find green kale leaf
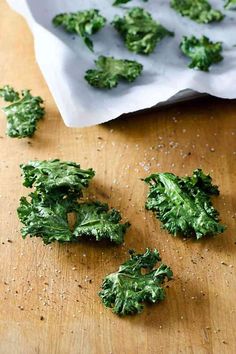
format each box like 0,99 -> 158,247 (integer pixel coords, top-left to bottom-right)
99,248 -> 173,315
73,202 -> 130,244
225,0 -> 236,9
2,90 -> 44,138
144,169 -> 226,239
171,0 -> 224,23
20,159 -> 95,196
17,192 -> 75,244
112,7 -> 174,55
52,9 -> 106,51
85,56 -> 143,89
180,36 -> 223,71
0,85 -> 20,102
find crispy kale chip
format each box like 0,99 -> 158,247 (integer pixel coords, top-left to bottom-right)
144,169 -> 226,239
85,56 -> 143,89
20,159 -> 95,195
180,36 -> 223,71
0,85 -> 20,102
99,248 -> 173,316
74,202 -> 130,244
18,160 -> 129,245
52,9 -> 106,51
112,7 -> 174,55
18,192 -> 74,244
225,0 -> 236,8
171,0 -> 224,23
18,197 -> 129,245
1,90 -> 44,138
113,0 -> 148,5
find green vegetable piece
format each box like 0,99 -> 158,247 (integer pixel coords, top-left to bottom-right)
85,56 -> 143,89
113,0 -> 148,6
112,7 -> 174,55
17,192 -> 74,244
225,0 -> 236,9
144,169 -> 226,239
52,9 -> 106,51
20,159 -> 95,195
2,90 -> 44,138
99,248 -> 173,316
0,85 -> 20,102
171,0 -> 224,23
73,202 -> 130,244
180,35 -> 223,71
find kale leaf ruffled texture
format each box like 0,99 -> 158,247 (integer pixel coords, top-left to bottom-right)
99,248 -> 173,316
180,36 -> 223,71
112,7 -> 174,55
85,56 -> 143,89
0,89 -> 44,138
171,0 -> 224,23
18,160 -> 130,244
0,85 -> 20,102
52,9 -> 106,51
144,169 -> 226,239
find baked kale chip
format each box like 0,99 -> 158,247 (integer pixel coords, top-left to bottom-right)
180,36 -> 223,71
99,248 -> 173,316
225,0 -> 236,8
112,7 -> 174,55
0,85 -> 20,102
18,160 -> 130,245
171,0 -> 224,23
20,159 -> 95,195
85,56 -> 143,89
144,169 -> 226,239
52,9 -> 106,51
18,192 -> 75,244
74,202 -> 130,244
1,90 -> 44,138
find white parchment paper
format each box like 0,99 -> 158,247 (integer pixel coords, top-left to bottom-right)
6,0 -> 236,127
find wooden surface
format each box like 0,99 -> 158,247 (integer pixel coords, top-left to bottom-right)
0,1 -> 236,353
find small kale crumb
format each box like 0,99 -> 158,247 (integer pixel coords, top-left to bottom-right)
180,36 -> 223,71
52,10 -> 106,51
112,7 -> 174,55
171,0 -> 224,24
113,0 -> 148,6
85,56 -> 143,89
144,169 -> 226,239
99,248 -> 173,316
1,88 -> 45,138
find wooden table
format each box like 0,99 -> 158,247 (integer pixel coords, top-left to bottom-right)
0,1 -> 236,353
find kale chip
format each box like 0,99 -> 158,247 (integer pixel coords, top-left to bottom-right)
74,202 -> 130,244
144,169 -> 226,239
85,56 -> 143,89
180,35 -> 223,71
112,7 -> 174,54
99,248 -> 173,315
52,9 -> 106,51
171,0 -> 224,24
20,159 -> 95,196
1,90 -> 44,138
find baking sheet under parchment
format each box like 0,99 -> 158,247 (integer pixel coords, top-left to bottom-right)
6,0 -> 236,127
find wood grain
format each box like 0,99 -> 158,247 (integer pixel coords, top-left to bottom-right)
0,1 -> 236,353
